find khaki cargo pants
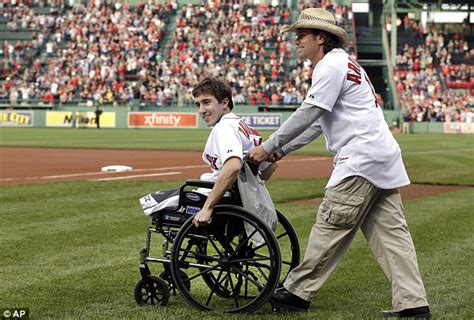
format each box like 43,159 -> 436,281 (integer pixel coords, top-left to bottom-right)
284,176 -> 428,311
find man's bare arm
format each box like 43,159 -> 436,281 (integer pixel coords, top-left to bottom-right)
193,157 -> 241,227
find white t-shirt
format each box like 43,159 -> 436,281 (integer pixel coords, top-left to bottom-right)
304,49 -> 410,189
202,112 -> 269,181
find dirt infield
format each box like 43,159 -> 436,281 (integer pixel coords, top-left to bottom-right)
0,147 -> 466,200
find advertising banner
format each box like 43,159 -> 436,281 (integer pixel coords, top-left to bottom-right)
237,113 -> 282,129
0,110 -> 33,127
46,111 -> 115,128
128,112 -> 198,128
75,112 -> 116,128
444,122 -> 474,134
46,111 -> 75,127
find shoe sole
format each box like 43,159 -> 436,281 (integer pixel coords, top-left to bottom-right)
270,299 -> 309,312
382,311 -> 431,319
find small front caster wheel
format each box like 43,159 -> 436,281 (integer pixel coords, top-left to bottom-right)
134,276 -> 169,306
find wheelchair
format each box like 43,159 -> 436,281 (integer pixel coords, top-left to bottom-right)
134,178 -> 300,313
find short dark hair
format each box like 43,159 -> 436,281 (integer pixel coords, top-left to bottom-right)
311,30 -> 344,54
192,77 -> 234,110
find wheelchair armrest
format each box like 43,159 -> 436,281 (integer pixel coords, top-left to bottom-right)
181,179 -> 216,191
179,179 -> 241,206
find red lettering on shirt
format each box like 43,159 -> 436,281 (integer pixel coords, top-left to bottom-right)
346,56 -> 379,108
205,154 -> 218,170
347,73 -> 361,85
347,59 -> 361,85
238,120 -> 262,144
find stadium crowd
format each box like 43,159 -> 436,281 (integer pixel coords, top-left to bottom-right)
1,1 -> 353,107
393,16 -> 473,123
0,0 -> 472,124
1,1 -> 176,105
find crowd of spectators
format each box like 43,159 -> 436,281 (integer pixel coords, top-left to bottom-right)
1,1 -> 176,105
1,0 -> 471,124
0,1 -> 353,107
395,68 -> 472,123
163,2 -> 294,106
1,4 -> 57,30
393,16 -> 473,123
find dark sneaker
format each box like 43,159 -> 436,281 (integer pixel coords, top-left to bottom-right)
270,286 -> 310,312
381,306 -> 431,319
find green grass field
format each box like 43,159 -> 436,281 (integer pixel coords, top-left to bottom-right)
1,128 -> 473,319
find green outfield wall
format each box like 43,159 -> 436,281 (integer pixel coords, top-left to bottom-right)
1,106 -> 471,134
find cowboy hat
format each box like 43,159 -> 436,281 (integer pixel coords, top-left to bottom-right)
280,8 -> 350,45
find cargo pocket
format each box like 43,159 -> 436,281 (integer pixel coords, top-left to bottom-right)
320,190 -> 365,228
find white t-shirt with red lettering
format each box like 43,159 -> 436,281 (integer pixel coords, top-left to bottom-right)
202,112 -> 269,181
304,48 -> 410,189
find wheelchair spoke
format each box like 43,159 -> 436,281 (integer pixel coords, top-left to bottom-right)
178,240 -> 194,262
206,268 -> 225,306
226,271 -> 240,308
230,267 -> 264,290
203,229 -> 224,257
252,252 -> 272,260
255,265 -> 269,282
186,264 -> 221,282
227,228 -> 258,260
282,260 -> 292,266
228,256 -> 271,264
252,237 -> 271,251
276,231 -> 289,240
177,247 -> 220,263
252,237 -> 275,253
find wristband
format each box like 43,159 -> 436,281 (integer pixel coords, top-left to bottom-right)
279,148 -> 286,156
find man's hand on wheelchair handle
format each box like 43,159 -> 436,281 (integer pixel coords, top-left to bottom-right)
248,145 -> 271,164
193,207 -> 213,228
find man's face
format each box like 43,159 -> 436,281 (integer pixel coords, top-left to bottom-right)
195,94 -> 229,127
295,28 -> 324,64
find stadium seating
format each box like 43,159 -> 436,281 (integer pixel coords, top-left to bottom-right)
393,16 -> 473,123
0,1 -> 471,123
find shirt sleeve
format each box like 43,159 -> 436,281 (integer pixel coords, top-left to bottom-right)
281,119 -> 323,154
262,104 -> 324,154
304,63 -> 345,112
214,122 -> 244,166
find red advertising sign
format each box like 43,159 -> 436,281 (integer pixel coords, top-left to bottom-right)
128,112 -> 198,128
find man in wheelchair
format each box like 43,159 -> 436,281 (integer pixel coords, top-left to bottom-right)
139,77 -> 278,231
191,77 -> 277,230
135,79 -> 301,313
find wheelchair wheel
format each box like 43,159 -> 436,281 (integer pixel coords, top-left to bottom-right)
170,205 -> 281,313
197,209 -> 300,295
134,276 -> 169,306
274,209 -> 300,283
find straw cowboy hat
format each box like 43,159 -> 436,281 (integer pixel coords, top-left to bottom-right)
280,8 -> 350,45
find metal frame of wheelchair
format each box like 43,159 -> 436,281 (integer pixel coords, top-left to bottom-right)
134,179 -> 300,313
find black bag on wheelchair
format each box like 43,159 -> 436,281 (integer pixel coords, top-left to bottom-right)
139,180 -> 240,228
